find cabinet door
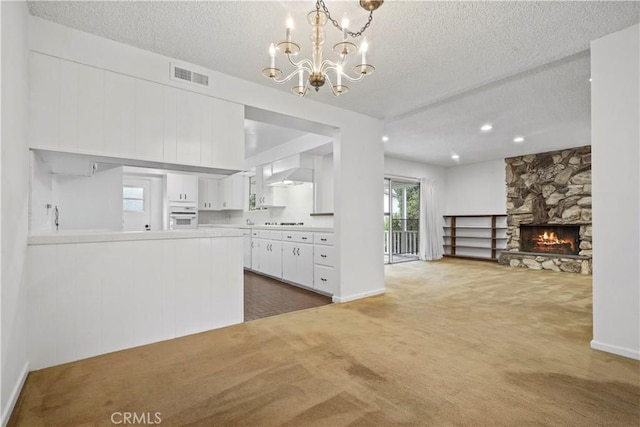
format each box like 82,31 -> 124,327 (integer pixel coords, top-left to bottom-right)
296,243 -> 314,288
198,178 -> 209,210
163,86 -> 178,163
269,240 -> 283,279
243,235 -> 252,269
78,64 -> 105,155
176,90 -> 202,165
251,239 -> 261,271
211,98 -> 245,170
135,79 -> 164,161
29,53 -> 59,150
166,173 -> 183,202
58,59 -> 79,152
104,71 -> 136,158
259,239 -> 270,275
182,175 -> 198,203
282,242 -> 297,283
200,96 -> 215,167
207,179 -> 220,210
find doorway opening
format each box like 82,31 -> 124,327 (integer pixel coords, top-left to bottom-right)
384,178 -> 420,264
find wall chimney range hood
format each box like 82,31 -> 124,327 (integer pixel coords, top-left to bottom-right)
264,154 -> 314,186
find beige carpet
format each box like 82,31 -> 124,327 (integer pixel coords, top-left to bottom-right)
9,258 -> 640,426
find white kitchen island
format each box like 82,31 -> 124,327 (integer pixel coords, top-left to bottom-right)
27,228 -> 243,370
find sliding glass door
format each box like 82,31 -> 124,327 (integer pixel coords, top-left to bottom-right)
384,178 -> 420,264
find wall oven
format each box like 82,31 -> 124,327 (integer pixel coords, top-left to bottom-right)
169,205 -> 198,229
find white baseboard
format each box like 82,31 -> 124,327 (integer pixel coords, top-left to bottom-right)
1,362 -> 29,427
333,288 -> 385,303
591,340 -> 640,360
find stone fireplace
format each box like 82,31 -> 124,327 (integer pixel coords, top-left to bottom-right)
498,146 -> 592,274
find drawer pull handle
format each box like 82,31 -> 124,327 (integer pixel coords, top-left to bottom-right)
321,278 -> 327,282
302,237 -> 307,240
321,238 -> 327,241
321,254 -> 327,258
287,235 -> 292,238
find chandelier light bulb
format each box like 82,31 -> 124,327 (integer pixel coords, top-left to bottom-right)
337,64 -> 343,86
341,14 -> 349,41
360,37 -> 368,65
269,43 -> 276,69
286,15 -> 294,42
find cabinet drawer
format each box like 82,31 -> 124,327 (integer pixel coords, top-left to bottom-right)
269,231 -> 283,241
314,233 -> 334,246
314,265 -> 337,295
283,231 -> 313,243
314,245 -> 335,267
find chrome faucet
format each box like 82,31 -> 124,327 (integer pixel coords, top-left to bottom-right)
246,218 -> 254,225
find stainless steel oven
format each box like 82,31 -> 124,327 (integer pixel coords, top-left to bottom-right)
169,205 -> 198,229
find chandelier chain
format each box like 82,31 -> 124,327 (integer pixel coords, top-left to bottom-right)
316,0 -> 374,38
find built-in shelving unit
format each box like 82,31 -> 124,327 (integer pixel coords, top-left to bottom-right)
443,214 -> 508,261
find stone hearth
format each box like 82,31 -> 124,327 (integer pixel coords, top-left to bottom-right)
498,146 -> 592,274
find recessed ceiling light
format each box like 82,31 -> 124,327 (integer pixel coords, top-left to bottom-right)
589,77 -> 592,82
513,136 -> 525,143
480,124 -> 493,132
382,135 -> 389,142
451,153 -> 460,160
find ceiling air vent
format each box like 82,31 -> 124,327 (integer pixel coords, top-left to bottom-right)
170,63 -> 209,87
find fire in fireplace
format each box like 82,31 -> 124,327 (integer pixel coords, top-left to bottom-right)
520,225 -> 580,255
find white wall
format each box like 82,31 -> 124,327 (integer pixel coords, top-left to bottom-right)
27,234 -> 243,370
28,16 -> 383,300
591,24 -> 640,360
1,0 -> 30,423
444,159 -> 506,215
53,166 -> 123,231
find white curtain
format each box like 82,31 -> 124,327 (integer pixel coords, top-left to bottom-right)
419,178 -> 444,261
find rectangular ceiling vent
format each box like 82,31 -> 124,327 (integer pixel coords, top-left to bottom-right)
170,63 -> 209,87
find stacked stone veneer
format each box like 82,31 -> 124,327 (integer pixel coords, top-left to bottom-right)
498,146 -> 592,274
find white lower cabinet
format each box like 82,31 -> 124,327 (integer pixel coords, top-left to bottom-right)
282,241 -> 314,288
255,231 -> 283,278
314,233 -> 337,296
242,230 -> 251,269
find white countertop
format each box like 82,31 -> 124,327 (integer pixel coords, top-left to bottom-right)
198,224 -> 334,233
28,228 -> 243,245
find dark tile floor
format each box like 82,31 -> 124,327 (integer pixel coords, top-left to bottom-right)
244,271 -> 332,321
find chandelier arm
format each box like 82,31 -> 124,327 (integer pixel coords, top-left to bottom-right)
286,53 -> 312,69
325,74 -> 339,97
317,0 -> 376,38
338,71 -> 367,83
272,67 -> 310,84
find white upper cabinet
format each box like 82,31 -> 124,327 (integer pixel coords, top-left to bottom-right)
198,178 -> 220,211
163,86 -> 178,163
104,71 -> 136,158
29,53 -> 59,150
255,166 -> 286,208
28,52 -> 244,171
167,173 -> 198,203
58,59 -> 79,152
220,173 -> 244,210
211,98 -> 245,171
135,79 -> 165,161
78,64 -> 105,155
176,89 -> 202,165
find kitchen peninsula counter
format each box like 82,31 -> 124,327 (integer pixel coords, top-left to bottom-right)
198,224 -> 334,233
28,228 -> 242,245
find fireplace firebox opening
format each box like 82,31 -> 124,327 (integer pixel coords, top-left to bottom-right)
519,225 -> 580,256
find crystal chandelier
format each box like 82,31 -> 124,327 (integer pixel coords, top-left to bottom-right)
261,0 -> 384,97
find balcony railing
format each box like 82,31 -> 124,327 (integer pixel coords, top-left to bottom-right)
384,230 -> 419,255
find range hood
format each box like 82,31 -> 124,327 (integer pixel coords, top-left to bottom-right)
264,154 -> 315,186
265,168 -> 314,186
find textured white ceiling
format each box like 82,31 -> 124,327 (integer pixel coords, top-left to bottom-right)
27,1 -> 640,166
